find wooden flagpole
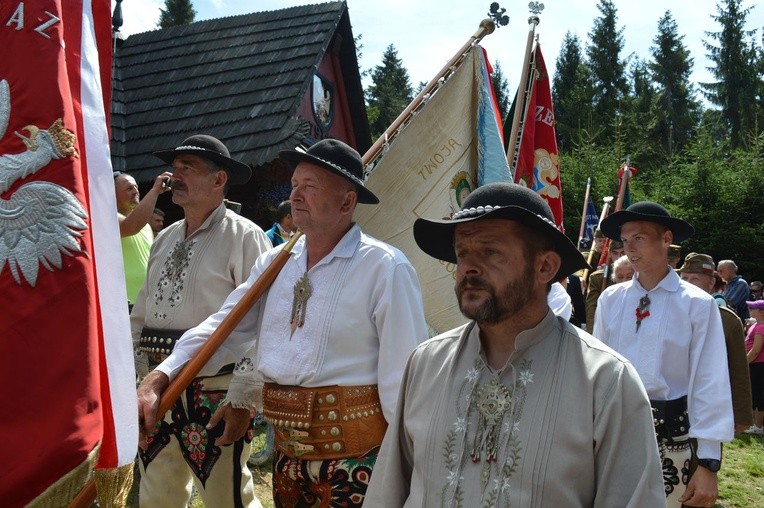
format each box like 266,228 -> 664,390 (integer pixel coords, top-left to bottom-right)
595,157 -> 632,269
363,18 -> 496,166
596,160 -> 632,291
582,196 -> 613,284
505,6 -> 543,170
69,232 -> 303,508
577,177 -> 592,250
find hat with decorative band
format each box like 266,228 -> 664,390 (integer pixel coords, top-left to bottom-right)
153,134 -> 252,185
413,182 -> 589,281
279,138 -> 378,204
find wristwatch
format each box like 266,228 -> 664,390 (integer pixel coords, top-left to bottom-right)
697,458 -> 722,472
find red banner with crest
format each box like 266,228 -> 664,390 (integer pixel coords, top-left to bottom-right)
512,44 -> 565,229
0,1 -> 136,505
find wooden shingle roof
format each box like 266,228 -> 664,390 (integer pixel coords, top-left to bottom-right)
111,1 -> 370,181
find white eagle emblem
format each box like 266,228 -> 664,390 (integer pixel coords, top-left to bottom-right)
0,78 -> 88,286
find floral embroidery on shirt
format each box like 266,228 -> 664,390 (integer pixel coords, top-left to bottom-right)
440,358 -> 534,507
153,239 -> 196,315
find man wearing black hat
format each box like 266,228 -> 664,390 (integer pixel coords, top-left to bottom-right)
133,135 -> 271,508
140,138 -> 427,506
594,201 -> 733,508
365,183 -> 663,506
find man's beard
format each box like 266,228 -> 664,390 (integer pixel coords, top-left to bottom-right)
456,266 -> 535,324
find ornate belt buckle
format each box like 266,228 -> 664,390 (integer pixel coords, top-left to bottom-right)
287,441 -> 315,457
287,429 -> 309,441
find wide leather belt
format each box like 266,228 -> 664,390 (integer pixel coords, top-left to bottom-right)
263,383 -> 387,460
651,396 -> 689,443
139,327 -> 186,356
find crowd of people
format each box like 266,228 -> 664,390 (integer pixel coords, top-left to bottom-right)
116,134 -> 761,507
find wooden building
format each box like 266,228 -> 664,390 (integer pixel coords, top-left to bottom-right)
111,1 -> 371,228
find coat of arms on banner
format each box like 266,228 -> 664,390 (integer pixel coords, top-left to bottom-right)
0,78 -> 88,286
450,171 -> 476,211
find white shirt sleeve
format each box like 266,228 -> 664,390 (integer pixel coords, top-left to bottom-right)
548,281 -> 572,321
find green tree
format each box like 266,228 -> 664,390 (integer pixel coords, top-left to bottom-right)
619,58 -> 659,183
553,32 -> 594,150
490,60 -> 510,123
366,44 -> 414,139
586,0 -> 629,140
158,0 -> 196,29
649,11 -> 701,156
701,0 -> 759,148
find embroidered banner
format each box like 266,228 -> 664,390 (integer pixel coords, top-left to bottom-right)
578,194 -> 600,251
0,1 -> 137,505
510,44 -> 565,229
356,46 -> 510,334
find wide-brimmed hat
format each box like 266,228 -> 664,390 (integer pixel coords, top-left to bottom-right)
678,252 -> 715,276
600,201 -> 694,242
413,182 -> 589,281
279,138 -> 378,204
153,134 -> 252,185
746,300 -> 764,311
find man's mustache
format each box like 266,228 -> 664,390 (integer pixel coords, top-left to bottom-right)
456,276 -> 491,293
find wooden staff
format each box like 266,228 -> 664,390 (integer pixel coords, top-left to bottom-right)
363,18 -> 496,166
577,177 -> 592,250
596,160 -> 632,268
505,13 -> 541,170
69,232 -> 303,508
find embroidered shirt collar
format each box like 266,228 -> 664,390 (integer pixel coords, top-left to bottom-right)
184,202 -> 227,240
291,223 -> 361,270
513,309 -> 559,351
471,309 -> 558,364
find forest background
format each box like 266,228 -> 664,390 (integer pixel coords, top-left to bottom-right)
151,0 -> 764,281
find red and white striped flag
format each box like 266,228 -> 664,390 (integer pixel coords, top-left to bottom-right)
0,1 -> 137,505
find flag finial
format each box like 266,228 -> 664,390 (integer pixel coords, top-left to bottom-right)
487,3 -> 509,28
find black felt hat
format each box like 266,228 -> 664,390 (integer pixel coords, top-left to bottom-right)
153,135 -> 252,185
600,201 -> 694,242
413,182 -> 589,281
279,139 -> 379,204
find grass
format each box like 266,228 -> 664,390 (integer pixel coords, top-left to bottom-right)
716,433 -> 764,507
188,431 -> 763,507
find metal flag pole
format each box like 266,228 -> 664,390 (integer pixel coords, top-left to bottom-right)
363,17 -> 500,167
505,2 -> 544,170
577,177 -> 592,250
582,195 -> 613,284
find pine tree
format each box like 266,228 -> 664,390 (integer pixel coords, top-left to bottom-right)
552,32 -> 594,150
701,0 -> 758,147
158,0 -> 196,29
365,44 -> 414,139
649,11 -> 700,156
490,60 -> 510,123
586,0 -> 629,141
621,58 -> 656,166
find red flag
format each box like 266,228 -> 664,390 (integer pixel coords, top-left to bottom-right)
513,44 -> 565,229
0,1 -> 137,505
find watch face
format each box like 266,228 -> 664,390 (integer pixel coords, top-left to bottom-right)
698,458 -> 721,472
